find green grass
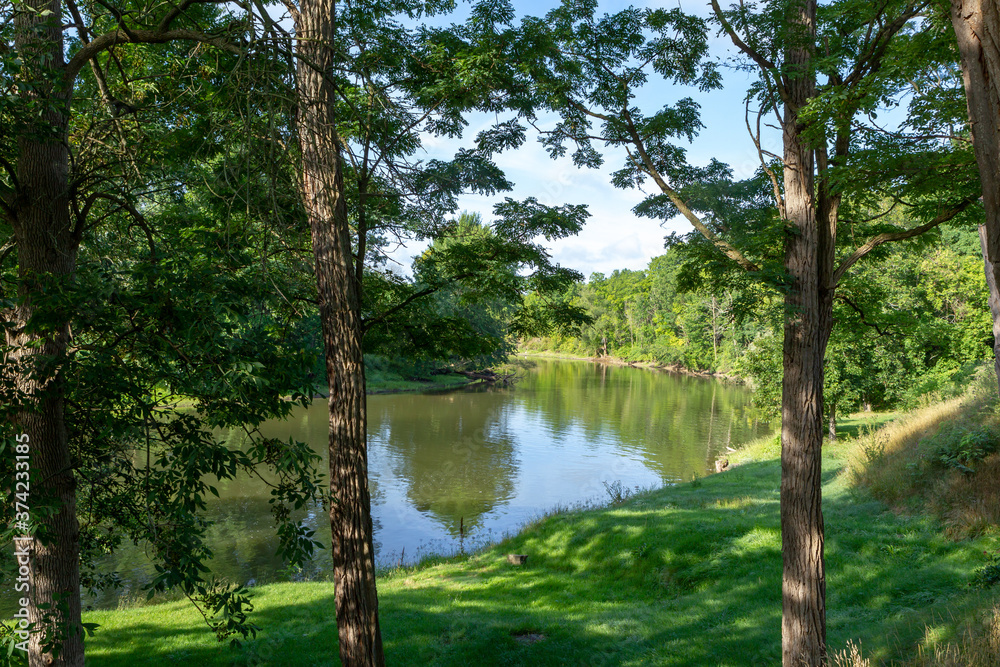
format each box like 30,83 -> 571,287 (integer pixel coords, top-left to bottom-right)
82,423 -> 997,666
364,371 -> 474,394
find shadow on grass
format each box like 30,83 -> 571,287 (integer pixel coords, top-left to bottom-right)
836,411 -> 897,440
86,458 -> 987,666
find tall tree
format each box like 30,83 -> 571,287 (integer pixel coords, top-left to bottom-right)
0,2 -> 319,664
246,1 -> 589,662
512,1 -> 978,663
949,0 -> 1000,393
288,0 -> 391,661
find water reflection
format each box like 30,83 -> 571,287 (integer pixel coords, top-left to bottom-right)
58,359 -> 769,611
371,389 -> 518,536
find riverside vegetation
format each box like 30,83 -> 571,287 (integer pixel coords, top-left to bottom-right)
70,367 -> 1000,666
6,0 -> 1000,663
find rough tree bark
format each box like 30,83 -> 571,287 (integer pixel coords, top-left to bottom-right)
8,1 -> 84,664
979,226 -> 1000,387
951,0 -> 1000,394
293,0 -> 385,663
771,0 -> 840,661
779,4 -> 830,663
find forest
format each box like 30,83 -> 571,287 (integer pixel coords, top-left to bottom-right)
524,223 -> 993,422
3,0 -> 1000,665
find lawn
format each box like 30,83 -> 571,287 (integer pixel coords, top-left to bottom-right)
82,421 -> 997,666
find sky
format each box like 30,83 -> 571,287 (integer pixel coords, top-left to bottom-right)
380,0 -> 775,279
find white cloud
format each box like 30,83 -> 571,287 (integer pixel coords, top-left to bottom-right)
387,0 -> 777,279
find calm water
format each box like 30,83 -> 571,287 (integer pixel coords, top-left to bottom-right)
83,358 -> 769,607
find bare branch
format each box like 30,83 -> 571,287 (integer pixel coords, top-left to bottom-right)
745,95 -> 785,218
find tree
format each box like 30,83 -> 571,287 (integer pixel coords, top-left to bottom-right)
0,1 -> 271,663
244,2 -> 590,662
949,0 -> 1000,394
512,1 -> 978,663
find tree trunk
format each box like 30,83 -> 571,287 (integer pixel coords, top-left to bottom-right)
951,0 -> 1000,395
979,226 -> 1000,388
294,1 -> 385,664
828,404 -> 837,442
9,1 -> 84,664
780,0 -> 828,664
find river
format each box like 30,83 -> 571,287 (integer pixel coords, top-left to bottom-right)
82,357 -> 769,608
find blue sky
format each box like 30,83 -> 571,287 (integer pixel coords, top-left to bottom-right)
384,0 -> 774,278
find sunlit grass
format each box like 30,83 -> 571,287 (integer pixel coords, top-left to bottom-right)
83,410 -> 996,665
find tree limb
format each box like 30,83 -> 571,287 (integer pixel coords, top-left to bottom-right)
65,27 -> 239,84
835,294 -> 891,336
619,108 -> 759,272
709,0 -> 786,104
830,197 -> 976,287
158,0 -> 230,32
745,95 -> 785,218
362,271 -> 476,332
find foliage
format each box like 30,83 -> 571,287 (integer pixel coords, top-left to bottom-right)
526,221 -> 994,420
931,426 -> 1000,474
0,20 -> 327,645
970,551 -> 1000,590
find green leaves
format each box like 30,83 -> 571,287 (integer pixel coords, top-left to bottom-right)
492,197 -> 588,242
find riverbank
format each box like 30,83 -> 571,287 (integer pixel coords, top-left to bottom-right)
518,348 -> 740,382
80,378 -> 1000,666
363,354 -> 480,394
364,372 -> 475,394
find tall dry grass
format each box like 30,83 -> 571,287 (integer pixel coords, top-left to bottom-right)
909,605 -> 1000,667
847,367 -> 1000,537
827,607 -> 1000,666
845,394 -> 967,507
828,640 -> 871,667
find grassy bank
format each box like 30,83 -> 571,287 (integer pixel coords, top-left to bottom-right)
364,354 -> 476,394
78,378 -> 1000,666
365,371 -> 474,394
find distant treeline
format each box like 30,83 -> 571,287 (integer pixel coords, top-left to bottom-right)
523,225 -> 993,417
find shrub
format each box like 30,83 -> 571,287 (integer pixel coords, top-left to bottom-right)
931,425 -> 1000,474
970,551 -> 1000,590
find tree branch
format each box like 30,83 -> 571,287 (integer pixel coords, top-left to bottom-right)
830,197 -> 975,287
619,108 -> 759,272
835,294 -> 891,336
745,95 -> 785,218
709,0 -> 786,104
362,272 -> 476,332
158,0 -> 230,32
65,27 -> 239,84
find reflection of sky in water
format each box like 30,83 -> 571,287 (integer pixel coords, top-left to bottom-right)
52,359 -> 770,611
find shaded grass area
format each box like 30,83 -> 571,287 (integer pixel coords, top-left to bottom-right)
365,371 -> 473,394
84,425 -> 995,666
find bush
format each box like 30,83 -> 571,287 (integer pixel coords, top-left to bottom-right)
931,425 -> 1000,474
970,551 -> 1000,589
